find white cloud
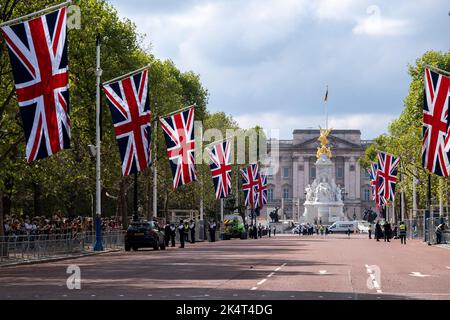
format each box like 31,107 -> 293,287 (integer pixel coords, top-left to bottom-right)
352,5 -> 410,36
235,112 -> 397,139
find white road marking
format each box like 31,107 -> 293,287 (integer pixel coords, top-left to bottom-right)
318,295 -> 323,298
147,294 -> 152,297
62,294 -> 67,297
409,272 -> 431,278
446,266 -> 450,269
233,294 -> 238,297
366,265 -> 383,293
250,287 -> 258,291
319,270 -> 327,275
119,294 -> 124,297
274,267 -> 281,272
204,294 -> 210,297
267,272 -> 275,278
91,295 -> 96,297
175,294 -> 180,297
257,279 -> 267,286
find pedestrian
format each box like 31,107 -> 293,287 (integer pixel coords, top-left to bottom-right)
178,220 -> 185,248
253,224 -> 257,239
436,223 -> 444,244
384,221 -> 391,242
273,226 -> 276,237
368,224 -> 372,239
346,227 -> 351,238
189,219 -> 195,243
164,223 -> 171,247
316,225 -> 319,235
170,223 -> 176,247
320,225 -> 324,236
210,220 -> 217,242
399,221 -> 407,245
268,226 -> 271,237
375,221 -> 382,242
258,223 -> 262,238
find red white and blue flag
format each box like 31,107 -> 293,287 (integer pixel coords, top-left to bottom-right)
422,68 -> 450,177
369,162 -> 378,201
103,69 -> 151,176
255,171 -> 268,209
377,151 -> 399,203
1,7 -> 70,162
159,106 -> 197,188
241,164 -> 259,209
207,140 -> 232,199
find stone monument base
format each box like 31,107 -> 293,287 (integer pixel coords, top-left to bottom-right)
303,203 -> 345,225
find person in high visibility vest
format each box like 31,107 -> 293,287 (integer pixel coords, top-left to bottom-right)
399,221 -> 407,245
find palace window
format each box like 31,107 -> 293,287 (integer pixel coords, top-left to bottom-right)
268,189 -> 274,202
283,188 -> 289,199
364,189 -> 371,201
336,167 -> 344,179
310,167 -> 316,179
283,167 -> 289,179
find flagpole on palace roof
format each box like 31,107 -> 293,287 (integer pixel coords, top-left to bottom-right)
325,85 -> 328,130
94,33 -> 103,251
0,1 -> 72,28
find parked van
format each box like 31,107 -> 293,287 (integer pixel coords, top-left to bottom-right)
327,220 -> 371,233
327,221 -> 358,233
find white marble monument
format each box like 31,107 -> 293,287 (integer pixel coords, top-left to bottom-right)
302,128 -> 345,224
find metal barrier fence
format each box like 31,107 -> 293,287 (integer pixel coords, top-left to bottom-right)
0,230 -> 125,265
402,217 -> 449,244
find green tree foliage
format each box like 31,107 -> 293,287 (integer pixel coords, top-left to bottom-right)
359,51 -> 450,216
0,0 -> 243,227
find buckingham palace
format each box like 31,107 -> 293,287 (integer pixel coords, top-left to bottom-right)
265,129 -> 374,221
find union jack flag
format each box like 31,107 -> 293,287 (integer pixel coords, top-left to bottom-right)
377,151 -> 399,203
369,162 -> 378,201
422,68 -> 450,177
207,140 -> 232,199
159,106 -> 197,188
1,7 -> 70,162
255,171 -> 268,209
241,164 -> 259,209
103,69 -> 151,176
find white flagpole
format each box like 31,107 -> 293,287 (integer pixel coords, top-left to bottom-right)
220,198 -> 224,222
0,1 -> 72,28
325,85 -> 328,130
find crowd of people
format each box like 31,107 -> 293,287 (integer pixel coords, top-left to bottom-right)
2,213 -> 123,237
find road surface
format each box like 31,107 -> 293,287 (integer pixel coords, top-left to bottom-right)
1,234 -> 449,300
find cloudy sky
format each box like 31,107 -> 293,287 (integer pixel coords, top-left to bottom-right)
109,0 -> 449,139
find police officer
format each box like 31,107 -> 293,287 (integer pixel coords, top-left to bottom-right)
189,219 -> 195,243
164,223 -> 171,247
170,223 -> 176,247
399,221 -> 407,244
178,220 -> 185,248
210,220 -> 217,242
368,224 -> 372,239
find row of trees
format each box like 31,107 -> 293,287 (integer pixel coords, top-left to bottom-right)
359,50 -> 450,219
0,0 -> 259,231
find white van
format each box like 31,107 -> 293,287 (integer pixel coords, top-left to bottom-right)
328,221 -> 358,233
328,220 -> 371,233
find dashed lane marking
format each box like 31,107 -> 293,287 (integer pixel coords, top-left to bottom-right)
319,270 -> 327,275
250,287 -> 258,291
409,272 -> 431,278
365,265 -> 382,294
267,272 -> 275,278
257,279 -> 267,286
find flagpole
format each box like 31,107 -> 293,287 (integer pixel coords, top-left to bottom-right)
133,171 -> 138,221
425,173 -> 431,242
160,104 -> 196,118
153,119 -> 158,220
220,198 -> 224,222
424,64 -> 450,76
94,33 -> 103,251
103,64 -> 151,86
325,85 -> 328,130
0,1 -> 72,28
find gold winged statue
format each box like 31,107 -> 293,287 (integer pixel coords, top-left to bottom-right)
317,127 -> 332,159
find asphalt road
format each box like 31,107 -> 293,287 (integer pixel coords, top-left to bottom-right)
1,234 -> 449,300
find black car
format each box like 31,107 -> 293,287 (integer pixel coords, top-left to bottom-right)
125,221 -> 166,251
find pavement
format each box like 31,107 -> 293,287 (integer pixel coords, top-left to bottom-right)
0,234 -> 449,300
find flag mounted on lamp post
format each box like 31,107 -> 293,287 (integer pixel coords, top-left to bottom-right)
377,151 -> 399,204
102,67 -> 151,176
422,67 -> 450,177
159,106 -> 197,189
1,5 -> 70,162
207,140 -> 232,199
